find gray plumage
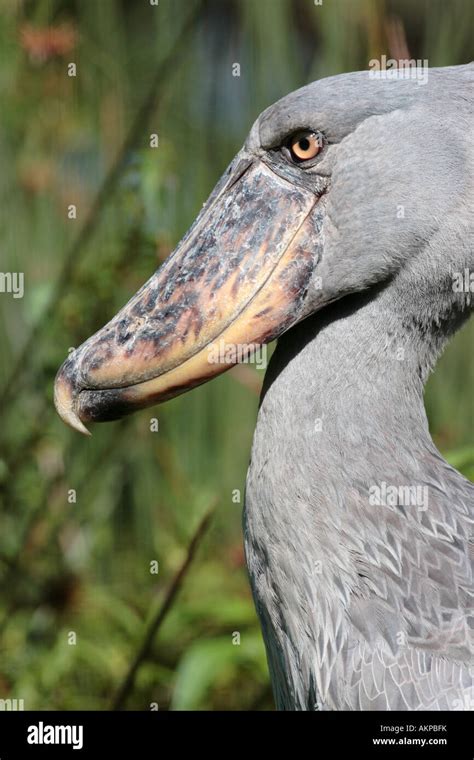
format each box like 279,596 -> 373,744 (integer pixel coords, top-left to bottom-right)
244,65 -> 474,710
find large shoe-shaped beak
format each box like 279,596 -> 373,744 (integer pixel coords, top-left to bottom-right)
54,153 -> 325,434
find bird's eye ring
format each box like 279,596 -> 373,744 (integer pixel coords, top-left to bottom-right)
288,130 -> 323,162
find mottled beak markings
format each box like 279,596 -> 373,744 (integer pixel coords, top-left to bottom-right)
54,155 -> 325,433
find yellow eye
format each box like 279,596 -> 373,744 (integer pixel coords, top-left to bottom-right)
289,131 -> 322,162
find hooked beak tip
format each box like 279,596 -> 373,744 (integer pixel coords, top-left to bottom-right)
54,374 -> 91,437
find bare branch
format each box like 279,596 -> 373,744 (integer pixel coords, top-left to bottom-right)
111,505 -> 215,711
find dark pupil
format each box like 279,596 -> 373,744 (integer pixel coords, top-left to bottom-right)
299,137 -> 310,151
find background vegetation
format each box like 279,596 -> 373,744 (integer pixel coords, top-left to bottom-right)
0,0 -> 472,711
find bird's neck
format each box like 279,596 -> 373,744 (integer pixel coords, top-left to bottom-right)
250,287 -> 442,493
245,281 -> 468,596
249,279 -> 470,489
244,280 -> 471,709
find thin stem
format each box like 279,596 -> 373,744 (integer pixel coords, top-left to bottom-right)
111,505 -> 215,711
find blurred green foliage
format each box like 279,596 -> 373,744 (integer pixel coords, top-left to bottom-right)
0,0 -> 472,710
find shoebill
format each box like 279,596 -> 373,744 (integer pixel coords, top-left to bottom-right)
54,64 -> 474,710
